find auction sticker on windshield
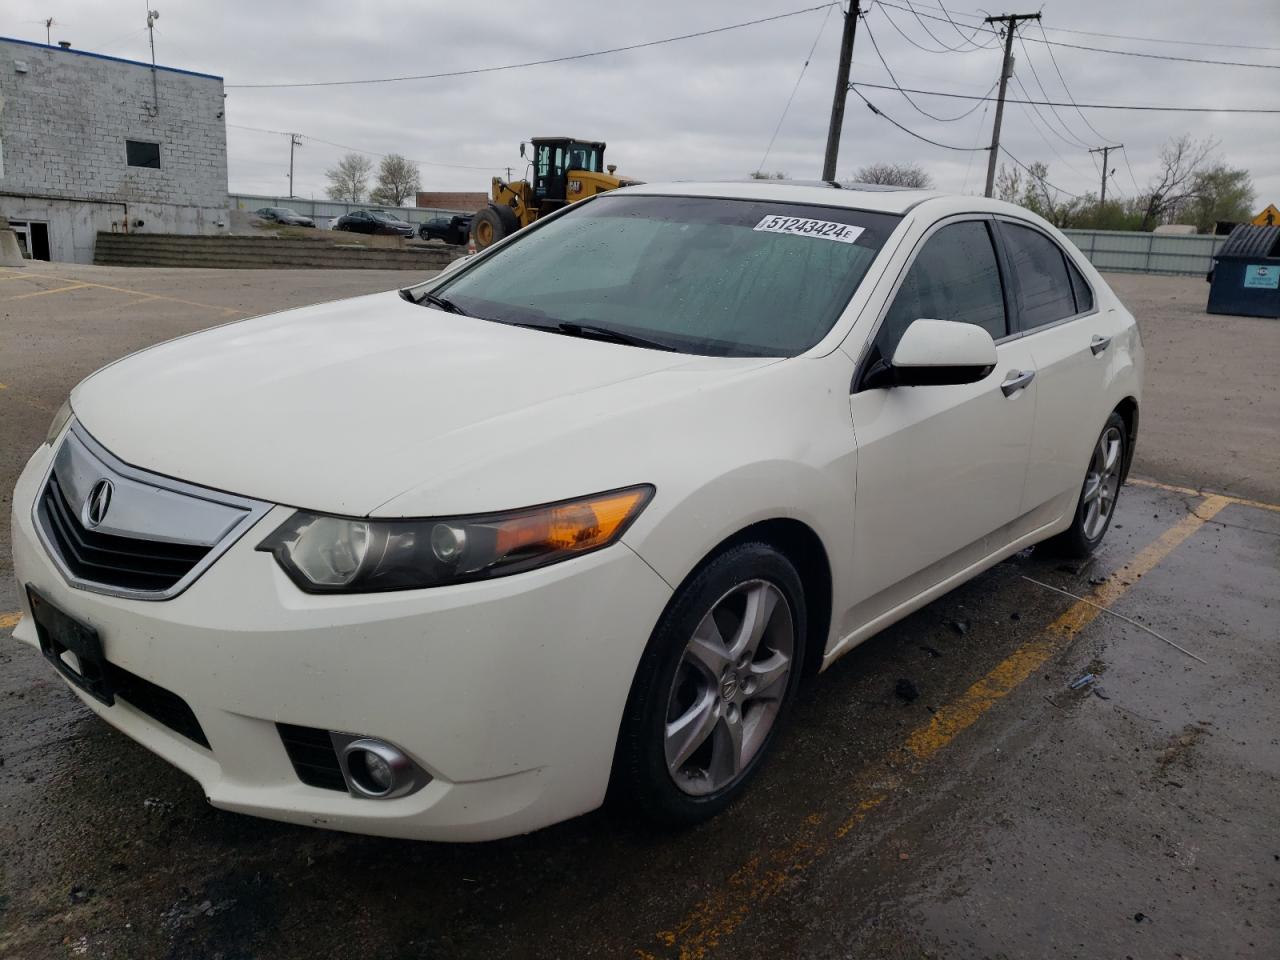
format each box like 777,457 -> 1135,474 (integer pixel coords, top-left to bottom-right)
753,215 -> 865,244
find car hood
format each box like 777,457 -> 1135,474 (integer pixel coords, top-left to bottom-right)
71,291 -> 773,516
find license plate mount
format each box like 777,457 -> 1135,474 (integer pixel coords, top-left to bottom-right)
26,586 -> 115,705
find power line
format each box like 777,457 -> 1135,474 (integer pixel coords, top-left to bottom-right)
1119,145 -> 1142,195
874,2 -> 1280,68
759,3 -> 835,171
864,18 -> 995,121
1000,146 -> 1080,198
877,3 -> 965,54
850,87 -> 988,151
847,81 -> 1280,113
1014,33 -> 1094,149
1010,67 -> 1088,154
900,0 -> 996,51
227,3 -> 837,89
1009,79 -> 1094,184
931,0 -> 1000,49
1035,19 -> 1118,146
905,1 -> 1280,52
227,124 -> 502,171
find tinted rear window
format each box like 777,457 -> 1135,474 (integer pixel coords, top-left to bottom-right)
1002,222 -> 1077,329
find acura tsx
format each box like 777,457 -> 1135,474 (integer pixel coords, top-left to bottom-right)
10,181 -> 1141,840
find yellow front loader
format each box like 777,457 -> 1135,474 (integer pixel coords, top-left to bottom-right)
471,137 -> 639,249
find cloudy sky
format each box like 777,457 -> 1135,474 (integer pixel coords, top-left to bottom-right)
9,0 -> 1280,207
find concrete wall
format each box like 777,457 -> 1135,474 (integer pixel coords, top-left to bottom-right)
0,36 -> 229,262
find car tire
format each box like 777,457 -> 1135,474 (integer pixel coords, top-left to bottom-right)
611,542 -> 807,826
1043,411 -> 1128,558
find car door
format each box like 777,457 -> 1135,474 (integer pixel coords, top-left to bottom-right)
994,219 -> 1118,517
847,217 -> 1039,624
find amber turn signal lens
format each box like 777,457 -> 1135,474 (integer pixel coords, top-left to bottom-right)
493,488 -> 652,559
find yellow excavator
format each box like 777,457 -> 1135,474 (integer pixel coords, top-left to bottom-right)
470,137 -> 640,249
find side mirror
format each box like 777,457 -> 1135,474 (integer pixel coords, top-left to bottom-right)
864,319 -> 996,389
520,142 -> 526,159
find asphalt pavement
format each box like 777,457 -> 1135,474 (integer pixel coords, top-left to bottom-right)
1,263 -> 1276,959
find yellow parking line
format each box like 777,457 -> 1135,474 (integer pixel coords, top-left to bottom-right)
0,612 -> 21,630
650,494 -> 1231,960
1130,476 -> 1280,514
29,273 -> 241,316
3,282 -> 92,301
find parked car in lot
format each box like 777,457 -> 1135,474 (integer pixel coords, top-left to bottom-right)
11,181 -> 1142,841
418,214 -> 473,245
252,206 -> 316,228
333,209 -> 414,236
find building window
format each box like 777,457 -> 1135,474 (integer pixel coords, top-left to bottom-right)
126,140 -> 161,168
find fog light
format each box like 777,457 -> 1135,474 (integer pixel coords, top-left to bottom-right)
359,750 -> 394,793
338,738 -> 424,799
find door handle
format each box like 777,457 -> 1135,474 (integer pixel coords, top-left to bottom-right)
1001,369 -> 1036,397
1090,334 -> 1112,355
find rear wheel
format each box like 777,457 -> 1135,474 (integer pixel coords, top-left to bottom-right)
1044,411 -> 1128,558
612,543 -> 806,825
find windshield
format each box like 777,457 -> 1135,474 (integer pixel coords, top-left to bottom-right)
429,194 -> 900,357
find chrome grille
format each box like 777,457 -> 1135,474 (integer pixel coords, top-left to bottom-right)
39,476 -> 211,592
34,422 -> 272,600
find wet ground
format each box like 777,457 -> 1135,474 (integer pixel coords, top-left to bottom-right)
1,265 -> 1277,959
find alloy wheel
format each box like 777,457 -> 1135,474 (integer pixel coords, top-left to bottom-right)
664,580 -> 795,796
1081,425 -> 1124,540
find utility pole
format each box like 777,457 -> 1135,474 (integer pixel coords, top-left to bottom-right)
45,18 -> 54,44
288,134 -> 303,197
145,9 -> 160,116
982,11 -> 1040,198
1089,144 -> 1121,206
822,1 -> 861,183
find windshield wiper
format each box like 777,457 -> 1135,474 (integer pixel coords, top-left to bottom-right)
551,321 -> 677,352
419,291 -> 469,316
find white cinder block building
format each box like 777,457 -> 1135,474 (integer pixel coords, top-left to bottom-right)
0,36 -> 228,263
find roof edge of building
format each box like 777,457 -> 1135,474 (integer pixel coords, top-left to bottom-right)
0,35 -> 223,81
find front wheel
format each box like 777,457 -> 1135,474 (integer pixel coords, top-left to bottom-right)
612,543 -> 806,825
1044,411 -> 1128,558
471,207 -> 507,249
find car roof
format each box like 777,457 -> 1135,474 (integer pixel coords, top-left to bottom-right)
614,180 -> 1024,217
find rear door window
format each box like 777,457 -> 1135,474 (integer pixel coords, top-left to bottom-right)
1001,222 -> 1079,329
876,219 -> 1008,360
1066,257 -> 1094,314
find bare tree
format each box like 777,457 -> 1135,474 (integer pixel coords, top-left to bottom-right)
851,162 -> 933,189
325,153 -> 373,203
1138,135 -> 1218,230
370,154 -> 422,207
994,163 -> 1023,203
748,170 -> 788,180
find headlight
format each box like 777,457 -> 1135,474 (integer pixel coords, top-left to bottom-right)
256,485 -> 654,593
46,400 -> 73,446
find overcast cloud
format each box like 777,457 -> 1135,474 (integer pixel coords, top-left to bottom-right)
9,0 -> 1279,208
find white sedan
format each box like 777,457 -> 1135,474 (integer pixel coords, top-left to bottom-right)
10,181 -> 1142,840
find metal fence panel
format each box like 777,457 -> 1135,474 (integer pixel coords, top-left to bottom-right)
1062,228 -> 1225,277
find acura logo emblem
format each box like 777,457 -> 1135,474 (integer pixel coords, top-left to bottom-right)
84,478 -> 114,528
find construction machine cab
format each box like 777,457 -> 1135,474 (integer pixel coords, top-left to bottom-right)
528,137 -> 607,215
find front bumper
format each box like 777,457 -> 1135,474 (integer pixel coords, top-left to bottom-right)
10,442 -> 671,841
